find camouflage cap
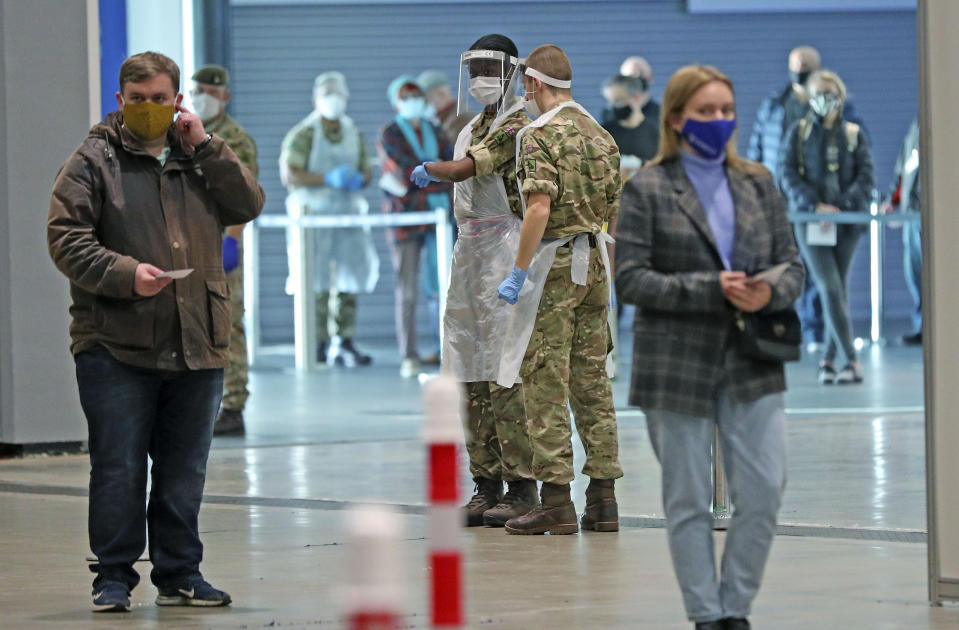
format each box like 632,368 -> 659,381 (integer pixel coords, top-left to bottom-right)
192,64 -> 229,86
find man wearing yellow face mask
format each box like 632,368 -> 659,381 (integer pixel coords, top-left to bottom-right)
46,51 -> 265,613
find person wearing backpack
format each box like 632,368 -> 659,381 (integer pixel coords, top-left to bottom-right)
779,70 -> 874,385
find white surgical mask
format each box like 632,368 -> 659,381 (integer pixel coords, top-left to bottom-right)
524,90 -> 542,119
316,93 -> 347,120
397,97 -> 427,120
191,92 -> 223,123
469,76 -> 503,105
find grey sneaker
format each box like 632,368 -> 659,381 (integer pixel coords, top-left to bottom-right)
818,362 -> 836,385
836,362 -> 864,384
155,576 -> 231,607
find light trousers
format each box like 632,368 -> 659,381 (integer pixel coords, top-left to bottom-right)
645,390 -> 787,623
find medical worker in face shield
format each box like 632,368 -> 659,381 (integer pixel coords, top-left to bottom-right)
495,44 -> 624,536
280,72 -> 379,367
377,76 -> 454,378
410,34 -> 538,527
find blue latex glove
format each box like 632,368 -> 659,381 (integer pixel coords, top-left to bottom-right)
345,170 -> 365,191
410,161 -> 440,188
324,164 -> 352,189
222,235 -> 239,274
497,265 -> 528,304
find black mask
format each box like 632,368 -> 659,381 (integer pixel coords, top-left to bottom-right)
612,104 -> 633,121
789,70 -> 811,86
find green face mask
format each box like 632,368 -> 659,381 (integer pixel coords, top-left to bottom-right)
122,101 -> 174,141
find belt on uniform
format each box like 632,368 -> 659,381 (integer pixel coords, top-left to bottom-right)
560,233 -> 597,248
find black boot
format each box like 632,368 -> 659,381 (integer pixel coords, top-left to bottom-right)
462,478 -> 503,527
316,341 -> 328,364
581,478 -> 618,532
482,479 -> 539,527
340,338 -> 372,366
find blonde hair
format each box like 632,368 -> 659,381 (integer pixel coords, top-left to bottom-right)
119,51 -> 180,93
648,64 -> 765,176
525,44 -> 572,93
807,69 -> 847,100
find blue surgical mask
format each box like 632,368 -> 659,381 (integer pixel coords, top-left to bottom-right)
397,97 -> 427,120
680,118 -> 737,160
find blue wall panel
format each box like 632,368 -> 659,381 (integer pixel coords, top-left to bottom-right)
230,0 -> 917,344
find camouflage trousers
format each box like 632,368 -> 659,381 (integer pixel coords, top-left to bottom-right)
520,247 -> 623,484
463,381 -> 533,482
222,260 -> 249,411
315,290 -> 357,342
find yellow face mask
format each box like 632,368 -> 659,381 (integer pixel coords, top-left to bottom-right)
122,101 -> 174,141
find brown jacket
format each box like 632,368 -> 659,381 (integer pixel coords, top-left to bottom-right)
47,111 -> 265,370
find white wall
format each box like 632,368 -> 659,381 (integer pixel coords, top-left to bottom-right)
920,0 -> 959,603
0,0 -> 98,443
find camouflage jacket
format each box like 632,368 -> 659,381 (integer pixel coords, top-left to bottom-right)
279,117 -> 372,189
517,106 -> 622,239
206,113 -> 259,177
466,105 -> 531,218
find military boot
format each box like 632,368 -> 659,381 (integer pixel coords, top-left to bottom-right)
482,479 -> 539,527
462,478 -> 503,527
504,482 -> 578,535
581,478 -> 618,532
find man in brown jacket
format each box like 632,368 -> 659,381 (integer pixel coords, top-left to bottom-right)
46,52 -> 264,613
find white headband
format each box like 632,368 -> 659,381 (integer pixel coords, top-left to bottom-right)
525,67 -> 571,89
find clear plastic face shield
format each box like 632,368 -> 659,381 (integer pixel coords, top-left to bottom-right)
456,49 -> 521,118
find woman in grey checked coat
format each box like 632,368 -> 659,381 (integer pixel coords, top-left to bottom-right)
615,65 -> 804,630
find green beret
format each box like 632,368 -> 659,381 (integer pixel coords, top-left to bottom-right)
192,64 -> 229,86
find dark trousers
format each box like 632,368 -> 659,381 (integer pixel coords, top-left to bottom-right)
902,220 -> 922,334
797,266 -> 825,344
75,346 -> 223,590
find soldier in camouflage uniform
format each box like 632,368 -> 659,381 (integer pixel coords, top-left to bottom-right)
411,35 -> 537,527
496,45 -> 623,535
280,72 -> 378,368
190,65 -> 259,436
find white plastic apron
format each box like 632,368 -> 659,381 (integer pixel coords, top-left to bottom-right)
285,113 -> 379,295
495,101 -> 615,387
442,100 -> 526,382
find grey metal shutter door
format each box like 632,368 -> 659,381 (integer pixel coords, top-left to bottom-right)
230,1 -> 917,344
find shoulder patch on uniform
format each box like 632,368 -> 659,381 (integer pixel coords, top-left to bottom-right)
526,158 -> 536,172
526,144 -> 535,154
505,126 -> 515,136
489,129 -> 510,147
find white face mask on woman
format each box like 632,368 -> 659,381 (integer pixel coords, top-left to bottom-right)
469,76 -> 503,105
397,97 -> 428,120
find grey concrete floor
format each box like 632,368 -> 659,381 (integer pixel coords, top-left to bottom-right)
1,338 -> 955,628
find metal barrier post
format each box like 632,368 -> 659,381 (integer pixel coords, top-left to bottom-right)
291,210 -> 317,370
712,427 -> 731,529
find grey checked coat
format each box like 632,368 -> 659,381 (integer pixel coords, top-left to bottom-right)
615,159 -> 805,418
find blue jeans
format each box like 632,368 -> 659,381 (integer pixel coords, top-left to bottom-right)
797,270 -> 824,344
902,219 -> 922,334
75,346 -> 223,590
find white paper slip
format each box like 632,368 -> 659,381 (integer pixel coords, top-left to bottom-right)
806,222 -> 837,246
156,268 -> 194,279
750,262 -> 791,285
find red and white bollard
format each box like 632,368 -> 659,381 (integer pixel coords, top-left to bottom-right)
423,376 -> 465,628
342,506 -> 404,630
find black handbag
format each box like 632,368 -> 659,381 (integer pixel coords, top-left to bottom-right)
734,308 -> 802,363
